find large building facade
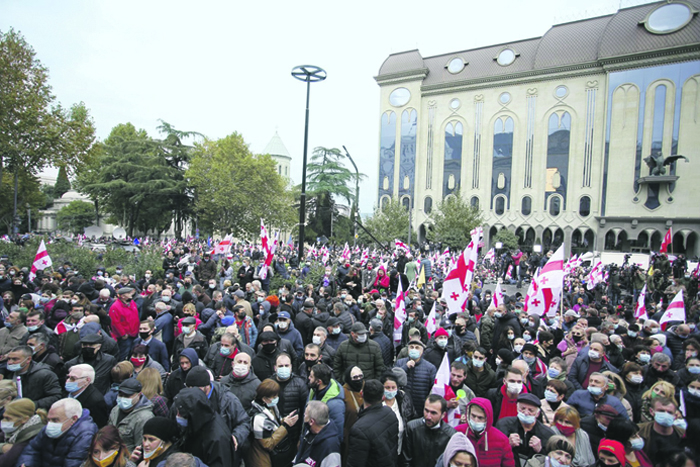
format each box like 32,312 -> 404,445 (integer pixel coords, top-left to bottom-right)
375,0 -> 700,257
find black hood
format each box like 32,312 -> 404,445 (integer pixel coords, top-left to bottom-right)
174,387 -> 214,432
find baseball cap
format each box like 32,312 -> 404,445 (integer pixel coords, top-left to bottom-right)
351,323 -> 368,334
119,378 -> 142,396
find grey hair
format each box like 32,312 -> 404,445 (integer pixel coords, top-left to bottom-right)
651,352 -> 671,364
305,400 -> 330,426
314,326 -> 328,337
52,398 -> 82,419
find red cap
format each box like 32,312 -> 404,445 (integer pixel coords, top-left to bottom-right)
599,439 -> 625,466
434,328 -> 449,338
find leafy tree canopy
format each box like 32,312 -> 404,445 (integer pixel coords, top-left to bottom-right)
359,197 -> 411,249
494,228 -> 520,251
56,200 -> 95,234
427,193 -> 484,250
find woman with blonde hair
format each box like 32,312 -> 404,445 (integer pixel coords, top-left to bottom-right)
640,381 -> 677,422
0,398 -> 47,467
136,368 -> 168,417
550,406 -> 595,467
0,381 -> 18,419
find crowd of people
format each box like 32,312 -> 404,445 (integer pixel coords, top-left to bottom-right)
0,238 -> 697,467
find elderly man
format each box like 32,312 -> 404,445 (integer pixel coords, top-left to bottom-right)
495,393 -> 555,463
567,341 -> 617,389
220,351 -> 260,412
65,363 -> 110,427
0,310 -> 28,360
642,352 -> 680,388
295,401 -> 341,467
107,378 -> 154,451
566,372 -> 628,419
17,398 -> 98,467
65,332 -> 117,394
312,326 -> 336,365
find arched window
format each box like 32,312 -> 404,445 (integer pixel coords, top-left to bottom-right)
378,112 -> 396,204
444,121 -> 463,197
423,197 -> 433,214
495,196 -> 506,215
380,195 -> 390,211
549,195 -> 561,216
471,196 -> 480,210
545,111 -> 571,210
402,196 -> 410,210
399,109 -> 417,201
491,116 -> 514,209
579,196 -> 591,217
521,196 -> 532,216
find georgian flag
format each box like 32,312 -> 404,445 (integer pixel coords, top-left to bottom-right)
395,239 -> 410,254
259,221 -> 273,280
538,245 -> 565,317
360,248 -> 369,266
483,248 -> 496,263
660,227 -> 672,253
212,234 -> 233,255
524,267 -> 547,316
493,282 -> 505,309
29,240 -> 52,281
634,284 -> 649,321
431,352 -> 454,400
586,261 -> 604,290
393,279 -> 407,345
341,243 -> 351,261
659,290 -> 685,331
424,302 -> 438,337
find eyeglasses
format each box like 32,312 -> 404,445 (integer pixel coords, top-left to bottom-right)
67,376 -> 87,382
351,374 -> 364,381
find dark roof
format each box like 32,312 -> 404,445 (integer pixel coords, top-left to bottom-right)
376,0 -> 700,86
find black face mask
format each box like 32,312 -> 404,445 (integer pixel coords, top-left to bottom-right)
305,359 -> 318,370
572,335 -> 583,342
348,378 -> 364,392
81,347 -> 97,360
139,332 -> 151,341
262,343 -> 277,354
455,325 -> 466,336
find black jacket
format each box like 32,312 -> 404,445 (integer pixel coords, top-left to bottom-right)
401,419 -> 456,467
294,311 -> 315,346
10,362 -> 61,410
174,388 -> 234,467
464,359 -> 498,398
423,341 -> 448,370
75,384 -> 110,428
494,416 -> 555,462
220,369 -> 261,413
370,331 -> 395,368
346,403 -> 399,467
65,351 -> 117,395
273,374 -> 309,443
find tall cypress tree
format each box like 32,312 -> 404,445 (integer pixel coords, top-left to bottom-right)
54,165 -> 71,198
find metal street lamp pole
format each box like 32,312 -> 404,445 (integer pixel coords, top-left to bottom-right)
342,146 -> 359,247
292,65 -> 327,265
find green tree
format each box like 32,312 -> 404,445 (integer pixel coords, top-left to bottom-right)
56,200 -> 95,234
0,170 -> 47,234
54,165 -> 71,198
494,228 -> 520,250
187,132 -> 295,238
359,197 -> 411,248
0,29 -> 96,230
427,193 -> 483,249
79,123 -> 176,237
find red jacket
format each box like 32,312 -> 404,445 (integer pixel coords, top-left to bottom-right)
456,397 -> 515,467
109,299 -> 139,339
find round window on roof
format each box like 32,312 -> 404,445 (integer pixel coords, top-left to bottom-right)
497,48 -> 516,66
450,98 -> 461,110
644,3 -> 694,34
447,57 -> 465,74
555,85 -> 568,98
389,88 -> 411,107
499,92 -> 511,105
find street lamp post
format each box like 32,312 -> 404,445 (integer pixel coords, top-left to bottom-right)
292,65 -> 327,265
341,146 -> 359,247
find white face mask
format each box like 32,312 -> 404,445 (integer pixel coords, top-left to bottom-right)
356,334 -> 367,343
507,382 -> 522,394
233,364 -> 249,377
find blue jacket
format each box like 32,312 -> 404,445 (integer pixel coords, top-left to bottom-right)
154,310 -> 174,344
566,390 -> 629,419
278,322 -> 304,360
395,357 -> 437,417
17,409 -> 98,467
132,337 -> 170,370
295,418 -> 341,467
309,378 -> 345,442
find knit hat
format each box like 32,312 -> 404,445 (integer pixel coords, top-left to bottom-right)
4,398 -> 35,420
497,348 -> 515,365
185,366 -> 212,387
143,416 -> 179,443
434,328 -> 449,338
522,343 -> 538,355
599,439 -> 626,466
548,435 -> 576,459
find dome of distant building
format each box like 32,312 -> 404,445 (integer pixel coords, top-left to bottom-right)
263,131 -> 292,180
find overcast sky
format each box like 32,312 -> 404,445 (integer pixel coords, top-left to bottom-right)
1,0 -> 652,215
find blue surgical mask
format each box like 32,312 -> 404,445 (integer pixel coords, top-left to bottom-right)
3,321 -> 11,329
517,412 -> 536,425
523,355 -> 535,364
117,396 -> 134,411
27,325 -> 38,332
588,386 -> 604,397
220,347 -> 232,356
45,422 -> 64,438
638,353 -> 651,363
181,326 -> 191,335
176,416 -> 188,427
654,411 -> 675,427
267,396 -> 279,407
7,362 -> 22,372
468,418 -> 486,433
472,358 -> 485,368
544,390 -> 559,403
597,422 -> 608,432
384,390 -> 397,400
65,382 -> 80,393
277,367 -> 291,380
547,368 -> 561,379
523,335 -> 532,342
549,457 -> 566,467
688,366 -> 700,375
408,349 -> 421,360
628,331 -> 637,338
630,437 -> 645,451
